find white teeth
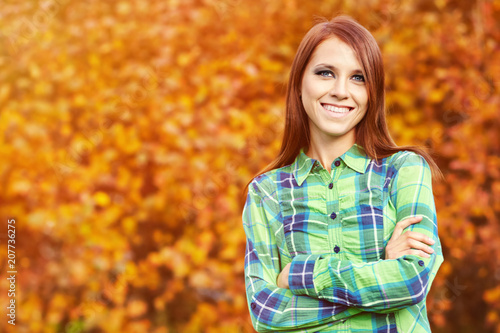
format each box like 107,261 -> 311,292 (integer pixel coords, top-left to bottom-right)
322,104 -> 351,113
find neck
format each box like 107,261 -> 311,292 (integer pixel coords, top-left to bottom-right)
305,130 -> 355,173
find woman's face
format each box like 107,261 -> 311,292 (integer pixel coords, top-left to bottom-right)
300,37 -> 368,145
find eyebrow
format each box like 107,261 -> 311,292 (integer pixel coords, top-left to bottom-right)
313,63 -> 364,74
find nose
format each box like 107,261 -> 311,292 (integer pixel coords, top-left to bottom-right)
329,79 -> 348,100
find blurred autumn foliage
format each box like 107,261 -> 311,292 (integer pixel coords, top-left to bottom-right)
0,0 -> 499,332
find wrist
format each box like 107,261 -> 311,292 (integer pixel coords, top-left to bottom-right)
288,254 -> 321,296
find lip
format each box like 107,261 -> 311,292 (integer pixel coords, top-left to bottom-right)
321,103 -> 354,118
321,103 -> 354,110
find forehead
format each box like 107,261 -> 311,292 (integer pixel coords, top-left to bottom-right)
307,37 -> 361,69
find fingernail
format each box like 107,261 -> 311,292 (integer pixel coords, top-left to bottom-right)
429,238 -> 435,244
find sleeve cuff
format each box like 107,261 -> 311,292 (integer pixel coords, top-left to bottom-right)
288,254 -> 321,296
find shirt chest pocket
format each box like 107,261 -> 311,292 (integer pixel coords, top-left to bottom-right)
280,193 -> 330,257
339,189 -> 385,262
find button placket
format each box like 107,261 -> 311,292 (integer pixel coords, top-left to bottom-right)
326,161 -> 343,255
332,160 -> 345,257
313,161 -> 332,185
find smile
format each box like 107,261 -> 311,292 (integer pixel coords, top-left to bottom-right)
321,103 -> 354,117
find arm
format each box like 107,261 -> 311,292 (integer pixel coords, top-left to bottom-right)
243,177 -> 361,332
287,153 -> 444,312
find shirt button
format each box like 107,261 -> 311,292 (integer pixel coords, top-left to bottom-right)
330,212 -> 337,219
334,245 -> 340,253
418,260 -> 425,267
251,302 -> 256,310
334,160 -> 341,167
328,183 -> 333,189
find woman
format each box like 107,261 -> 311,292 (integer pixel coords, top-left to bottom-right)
242,16 -> 443,332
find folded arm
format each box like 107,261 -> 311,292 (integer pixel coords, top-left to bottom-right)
287,153 -> 444,313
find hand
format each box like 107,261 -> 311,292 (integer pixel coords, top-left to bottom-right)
277,263 -> 291,289
385,216 -> 435,260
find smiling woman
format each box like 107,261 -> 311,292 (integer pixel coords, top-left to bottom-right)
242,15 -> 444,333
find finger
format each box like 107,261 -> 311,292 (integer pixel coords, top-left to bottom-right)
404,231 -> 435,245
408,249 -> 431,258
407,238 -> 434,254
396,249 -> 431,258
387,249 -> 430,260
387,232 -> 434,255
396,216 -> 423,232
386,240 -> 415,258
392,216 -> 423,239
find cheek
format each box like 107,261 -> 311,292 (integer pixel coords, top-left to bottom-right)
361,92 -> 369,107
301,77 -> 322,101
300,81 -> 310,101
353,87 -> 369,108
300,83 -> 314,111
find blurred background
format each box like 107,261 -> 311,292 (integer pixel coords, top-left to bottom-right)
0,0 -> 499,332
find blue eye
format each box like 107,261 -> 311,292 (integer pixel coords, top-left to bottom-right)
352,74 -> 365,82
315,70 -> 334,78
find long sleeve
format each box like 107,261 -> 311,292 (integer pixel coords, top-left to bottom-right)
243,176 -> 361,332
287,153 -> 444,313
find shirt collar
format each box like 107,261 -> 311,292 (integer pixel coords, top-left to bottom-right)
341,144 -> 370,174
292,143 -> 370,186
292,148 -> 316,187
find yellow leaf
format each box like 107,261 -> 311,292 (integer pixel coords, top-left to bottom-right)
93,191 -> 110,206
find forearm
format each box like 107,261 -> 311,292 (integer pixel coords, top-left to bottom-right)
288,244 -> 443,312
246,274 -> 362,332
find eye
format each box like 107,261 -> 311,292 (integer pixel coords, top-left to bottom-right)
315,70 -> 334,78
352,74 -> 365,82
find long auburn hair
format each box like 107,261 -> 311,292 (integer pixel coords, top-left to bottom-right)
244,15 -> 441,196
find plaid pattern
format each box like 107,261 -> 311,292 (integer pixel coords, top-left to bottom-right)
243,144 -> 443,332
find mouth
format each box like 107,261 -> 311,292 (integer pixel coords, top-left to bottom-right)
321,103 -> 354,116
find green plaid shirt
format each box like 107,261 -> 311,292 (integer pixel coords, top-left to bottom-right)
243,144 -> 443,332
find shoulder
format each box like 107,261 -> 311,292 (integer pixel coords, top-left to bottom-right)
387,150 -> 430,172
248,163 -> 294,198
386,150 -> 433,191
